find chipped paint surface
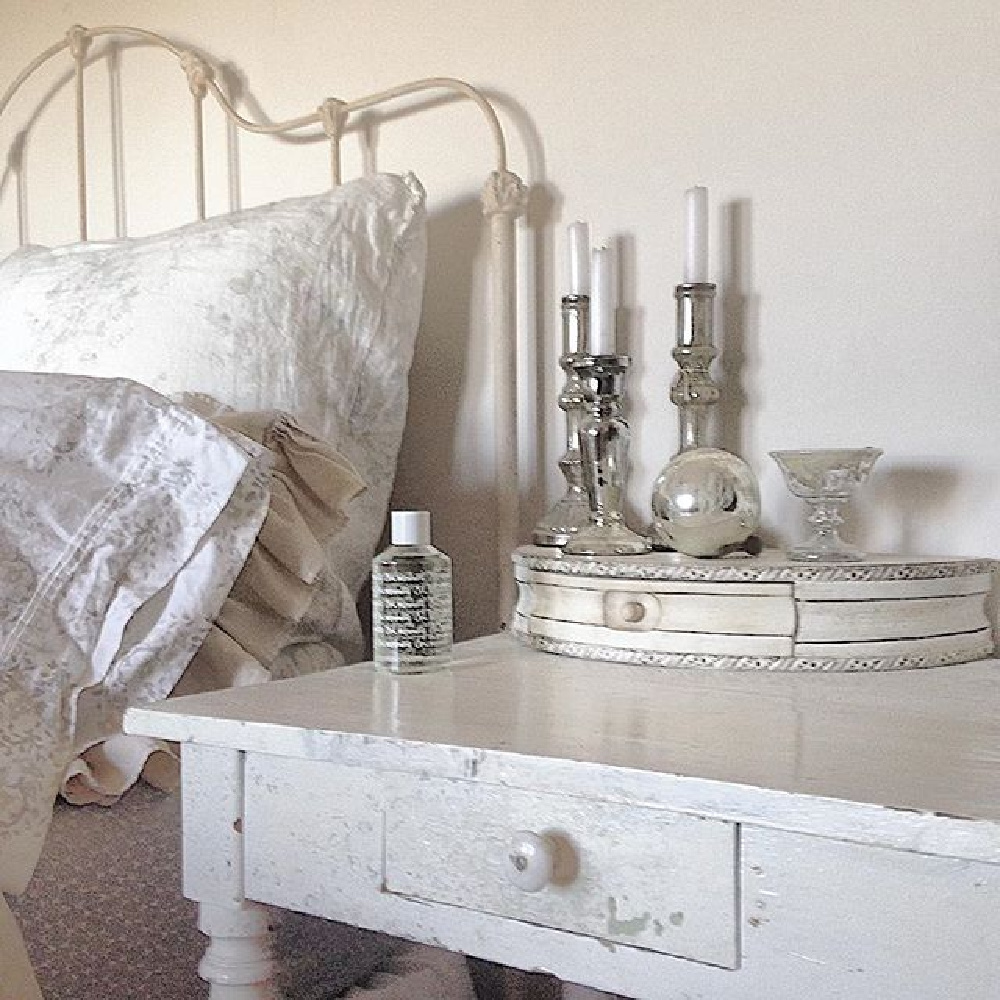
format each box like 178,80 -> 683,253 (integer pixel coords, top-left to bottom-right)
145,630 -> 1000,997
381,773 -> 738,968
790,951 -> 827,966
606,896 -> 652,937
463,751 -> 482,779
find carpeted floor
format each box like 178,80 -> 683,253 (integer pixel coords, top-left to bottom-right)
7,782 -> 476,999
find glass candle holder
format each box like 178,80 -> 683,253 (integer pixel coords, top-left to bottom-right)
564,354 -> 651,557
532,295 -> 592,546
647,281 -> 761,557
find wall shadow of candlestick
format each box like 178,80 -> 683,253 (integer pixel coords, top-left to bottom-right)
717,198 -> 760,460
874,464 -> 961,554
522,181 -> 557,540
868,460 -> 998,646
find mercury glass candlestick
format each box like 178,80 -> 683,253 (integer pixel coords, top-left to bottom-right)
670,281 -> 719,452
532,295 -> 592,545
648,281 -> 761,556
565,354 -> 651,556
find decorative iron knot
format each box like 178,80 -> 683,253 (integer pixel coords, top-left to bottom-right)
481,169 -> 528,217
319,98 -> 348,142
180,51 -> 212,98
66,25 -> 90,61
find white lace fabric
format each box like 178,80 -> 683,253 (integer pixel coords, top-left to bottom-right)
0,373 -> 270,897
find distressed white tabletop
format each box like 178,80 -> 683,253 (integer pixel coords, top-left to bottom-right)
126,632 -> 1000,862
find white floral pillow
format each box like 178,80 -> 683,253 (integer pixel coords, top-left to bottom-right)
0,172 -> 428,601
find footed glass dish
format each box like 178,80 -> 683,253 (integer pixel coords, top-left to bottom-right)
770,447 -> 882,561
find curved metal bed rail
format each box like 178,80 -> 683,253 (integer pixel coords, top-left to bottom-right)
0,24 -> 520,226
0,23 -> 527,626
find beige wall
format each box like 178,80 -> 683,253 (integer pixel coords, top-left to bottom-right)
2,2 -> 998,639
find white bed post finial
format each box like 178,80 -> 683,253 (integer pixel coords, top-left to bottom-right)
319,98 -> 348,186
180,52 -> 211,221
66,24 -> 89,61
482,168 -> 528,628
481,169 -> 527,217
180,51 -> 210,98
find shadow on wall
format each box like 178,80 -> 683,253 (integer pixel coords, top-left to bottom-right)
874,461 -> 998,656
385,87 -> 549,643
873,463 -> 962,555
388,195 -> 502,642
990,563 -> 1000,646
718,198 -> 760,464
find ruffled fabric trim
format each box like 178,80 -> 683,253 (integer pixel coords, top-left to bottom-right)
209,409 -> 366,668
62,408 -> 364,806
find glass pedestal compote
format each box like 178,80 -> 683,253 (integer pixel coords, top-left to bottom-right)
770,448 -> 882,561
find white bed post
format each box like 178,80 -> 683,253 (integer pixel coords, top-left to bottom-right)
482,169 -> 528,627
180,50 -> 211,222
67,25 -> 89,241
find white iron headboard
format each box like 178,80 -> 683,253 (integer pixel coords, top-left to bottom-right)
0,24 -> 527,626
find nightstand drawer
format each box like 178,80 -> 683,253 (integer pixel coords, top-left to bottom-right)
385,779 -> 739,969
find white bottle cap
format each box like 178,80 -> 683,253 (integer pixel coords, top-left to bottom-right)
391,510 -> 431,546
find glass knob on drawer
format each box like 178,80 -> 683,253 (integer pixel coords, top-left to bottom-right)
506,831 -> 554,892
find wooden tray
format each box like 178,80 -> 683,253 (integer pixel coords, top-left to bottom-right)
511,546 -> 995,671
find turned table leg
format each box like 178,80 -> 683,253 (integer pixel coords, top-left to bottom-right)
198,901 -> 276,999
182,745 -> 278,998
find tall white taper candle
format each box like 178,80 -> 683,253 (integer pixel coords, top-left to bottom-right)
684,186 -> 709,283
567,220 -> 591,295
590,245 -> 615,354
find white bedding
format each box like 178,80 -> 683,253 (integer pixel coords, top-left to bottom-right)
0,173 -> 429,999
0,173 -> 428,602
0,372 -> 270,897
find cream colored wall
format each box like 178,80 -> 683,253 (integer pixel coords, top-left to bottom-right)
2,2 -> 998,640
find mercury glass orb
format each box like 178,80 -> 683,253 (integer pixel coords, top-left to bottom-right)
650,447 -> 761,557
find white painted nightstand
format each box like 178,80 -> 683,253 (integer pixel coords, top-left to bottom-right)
125,633 -> 1000,999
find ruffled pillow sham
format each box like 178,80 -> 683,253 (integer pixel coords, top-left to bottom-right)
62,404 -> 366,806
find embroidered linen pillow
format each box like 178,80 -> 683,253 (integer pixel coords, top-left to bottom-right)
0,172 -> 428,603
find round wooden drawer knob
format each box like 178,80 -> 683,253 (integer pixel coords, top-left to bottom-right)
506,831 -> 553,892
604,591 -> 661,631
621,600 -> 646,623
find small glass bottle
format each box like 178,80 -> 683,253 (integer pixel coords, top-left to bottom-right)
372,510 -> 453,673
